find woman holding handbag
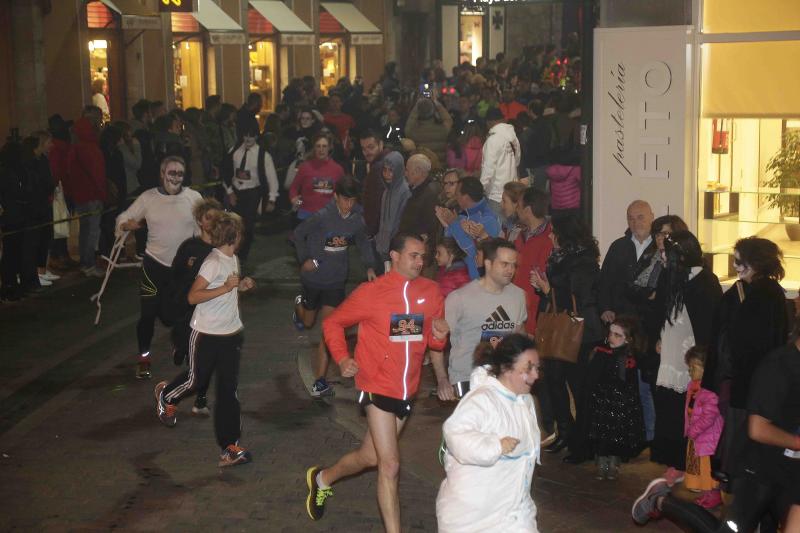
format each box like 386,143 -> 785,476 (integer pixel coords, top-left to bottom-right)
530,216 -> 603,455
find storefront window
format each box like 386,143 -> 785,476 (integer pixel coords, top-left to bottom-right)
173,40 -> 203,110
249,41 -> 276,113
459,11 -> 483,65
703,0 -> 800,33
698,40 -> 800,288
320,39 -> 345,95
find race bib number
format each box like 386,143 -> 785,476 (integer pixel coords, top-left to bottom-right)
389,313 -> 424,342
236,169 -> 252,181
312,177 -> 335,195
324,233 -> 353,252
480,330 -> 511,348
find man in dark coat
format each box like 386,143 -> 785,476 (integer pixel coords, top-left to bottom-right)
398,153 -> 441,244
598,199 -> 656,323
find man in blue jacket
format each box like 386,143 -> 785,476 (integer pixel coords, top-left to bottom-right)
435,176 -> 500,279
292,176 -> 376,397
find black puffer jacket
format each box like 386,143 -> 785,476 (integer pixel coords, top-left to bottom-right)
539,246 -> 604,344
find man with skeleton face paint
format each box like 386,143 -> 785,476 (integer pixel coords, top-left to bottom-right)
222,127 -> 279,263
117,156 -> 203,379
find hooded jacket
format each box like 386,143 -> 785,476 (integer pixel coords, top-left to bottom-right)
445,198 -> 501,279
294,200 -> 374,289
375,151 -> 411,257
323,270 -> 446,400
65,117 -> 107,205
480,123 -> 521,203
437,365 -> 541,533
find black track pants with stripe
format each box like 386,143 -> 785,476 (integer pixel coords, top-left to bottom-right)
162,329 -> 244,449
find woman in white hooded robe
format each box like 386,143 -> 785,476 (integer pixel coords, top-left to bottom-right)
436,334 -> 542,533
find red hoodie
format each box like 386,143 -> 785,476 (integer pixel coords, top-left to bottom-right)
65,118 -> 106,204
323,270 -> 446,400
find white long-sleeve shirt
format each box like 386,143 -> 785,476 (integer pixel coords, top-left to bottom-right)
225,144 -> 279,201
436,366 -> 541,533
116,187 -> 201,266
480,123 -> 521,203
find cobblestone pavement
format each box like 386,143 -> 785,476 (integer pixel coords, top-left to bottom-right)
0,226 -> 684,532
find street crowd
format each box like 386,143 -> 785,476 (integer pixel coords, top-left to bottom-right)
0,41 -> 797,533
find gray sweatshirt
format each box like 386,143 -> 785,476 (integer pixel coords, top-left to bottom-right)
294,200 -> 374,289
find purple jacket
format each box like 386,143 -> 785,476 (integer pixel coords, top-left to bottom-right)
684,385 -> 724,457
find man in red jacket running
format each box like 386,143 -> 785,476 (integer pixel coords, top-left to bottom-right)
305,233 -> 449,533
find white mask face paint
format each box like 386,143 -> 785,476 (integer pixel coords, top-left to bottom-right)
243,136 -> 257,149
733,252 -> 754,282
162,163 -> 184,195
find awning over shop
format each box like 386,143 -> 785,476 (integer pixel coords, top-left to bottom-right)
192,0 -> 247,45
249,1 -> 314,45
99,0 -> 161,30
320,2 -> 382,45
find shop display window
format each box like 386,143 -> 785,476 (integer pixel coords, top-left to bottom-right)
698,40 -> 800,288
249,41 -> 276,113
320,39 -> 345,95
459,12 -> 483,65
173,40 -> 203,110
703,0 -> 800,34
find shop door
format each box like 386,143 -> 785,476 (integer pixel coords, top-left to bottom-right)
88,32 -> 125,122
173,39 -> 205,110
249,40 -> 276,112
459,14 -> 483,65
320,38 -> 346,95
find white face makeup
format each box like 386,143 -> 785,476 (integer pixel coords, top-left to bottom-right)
162,162 -> 185,195
243,135 -> 257,149
608,324 -> 628,348
733,251 -> 754,282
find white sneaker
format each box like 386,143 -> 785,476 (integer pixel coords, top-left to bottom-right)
37,276 -> 53,286
40,271 -> 61,281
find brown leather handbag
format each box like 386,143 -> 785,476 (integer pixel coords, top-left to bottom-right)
534,288 -> 584,363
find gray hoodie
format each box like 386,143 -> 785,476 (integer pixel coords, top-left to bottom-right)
294,199 -> 373,288
375,151 -> 411,257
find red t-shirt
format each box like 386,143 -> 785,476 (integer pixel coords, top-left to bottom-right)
289,158 -> 345,213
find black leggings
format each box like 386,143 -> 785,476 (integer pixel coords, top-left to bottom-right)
137,255 -> 174,355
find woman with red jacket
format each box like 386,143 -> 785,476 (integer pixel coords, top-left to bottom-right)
65,117 -> 107,276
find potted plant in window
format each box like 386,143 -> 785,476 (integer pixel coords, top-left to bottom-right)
765,131 -> 800,240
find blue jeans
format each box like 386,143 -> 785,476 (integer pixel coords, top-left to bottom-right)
75,200 -> 103,269
638,370 -> 656,441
